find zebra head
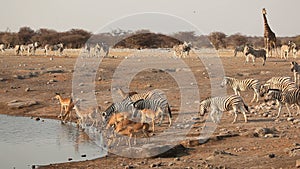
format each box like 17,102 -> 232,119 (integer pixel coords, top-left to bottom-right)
259,84 -> 270,97
243,45 -> 251,56
264,89 -> 281,102
291,61 -> 299,72
220,77 -> 229,87
199,103 -> 207,116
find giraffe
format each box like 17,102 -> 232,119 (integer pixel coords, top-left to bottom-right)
262,8 -> 277,57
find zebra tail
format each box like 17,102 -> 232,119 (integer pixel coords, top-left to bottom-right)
244,103 -> 249,112
167,104 -> 172,118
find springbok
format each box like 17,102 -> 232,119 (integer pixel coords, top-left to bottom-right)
54,93 -> 73,122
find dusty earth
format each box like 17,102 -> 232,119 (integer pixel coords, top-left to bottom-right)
0,49 -> 300,169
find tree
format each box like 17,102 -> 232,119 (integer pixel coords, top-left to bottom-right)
226,33 -> 247,48
208,32 -> 227,50
18,27 -> 35,44
172,31 -> 197,43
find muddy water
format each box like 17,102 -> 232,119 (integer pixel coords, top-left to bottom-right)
0,115 -> 106,169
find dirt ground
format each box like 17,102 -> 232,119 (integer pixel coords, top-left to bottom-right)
0,49 -> 300,169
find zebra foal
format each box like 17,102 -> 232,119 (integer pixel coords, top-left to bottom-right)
221,76 -> 261,102
244,44 -> 266,66
199,95 -> 249,123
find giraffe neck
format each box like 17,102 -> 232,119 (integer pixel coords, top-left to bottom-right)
263,13 -> 272,35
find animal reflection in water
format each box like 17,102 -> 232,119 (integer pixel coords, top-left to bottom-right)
56,123 -> 94,153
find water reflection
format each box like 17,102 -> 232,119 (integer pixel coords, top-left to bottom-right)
0,115 -> 106,169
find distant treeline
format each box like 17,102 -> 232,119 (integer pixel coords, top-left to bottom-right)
0,27 -> 300,49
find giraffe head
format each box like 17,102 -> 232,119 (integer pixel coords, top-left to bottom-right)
262,8 -> 267,15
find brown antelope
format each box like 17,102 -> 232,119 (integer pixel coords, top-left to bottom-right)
72,103 -> 100,128
114,119 -> 150,147
140,109 -> 160,132
116,88 -> 138,99
105,112 -> 131,130
54,93 -> 73,122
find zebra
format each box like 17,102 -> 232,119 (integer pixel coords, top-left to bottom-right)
280,44 -> 290,59
289,41 -> 298,58
233,45 -> 245,57
260,76 -> 295,96
221,76 -> 261,102
243,44 -> 266,66
291,61 -> 300,87
264,88 -> 300,117
26,42 -> 39,56
265,76 -> 293,86
199,95 -> 249,123
133,98 -> 172,127
44,43 -> 64,56
173,41 -> 192,58
0,44 -> 5,53
15,44 -> 27,56
260,82 -> 297,97
100,42 -> 109,57
101,99 -> 134,122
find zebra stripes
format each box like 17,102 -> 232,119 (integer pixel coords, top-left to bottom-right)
133,98 -> 172,126
199,95 -> 249,123
101,100 -> 134,121
264,88 -> 300,117
221,76 -> 261,102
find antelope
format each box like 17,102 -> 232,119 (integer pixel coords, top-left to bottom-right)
72,102 -> 100,128
140,109 -> 160,132
105,112 -> 131,130
114,118 -> 150,147
117,88 -> 138,99
54,93 -> 73,122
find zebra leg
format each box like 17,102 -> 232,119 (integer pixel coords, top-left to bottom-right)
232,106 -> 238,123
285,103 -> 292,117
296,104 -> 300,116
275,101 -> 282,118
158,108 -> 164,126
240,105 -> 248,123
210,109 -> 217,123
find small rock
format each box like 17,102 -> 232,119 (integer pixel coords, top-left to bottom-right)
263,112 -> 269,117
174,157 -> 180,161
296,159 -> 300,168
124,165 -> 134,169
0,78 -> 5,81
68,157 -> 72,161
293,119 -> 300,124
287,117 -> 295,122
81,154 -> 86,157
268,153 -> 275,158
264,134 -> 275,138
35,117 -> 40,121
150,162 -> 162,168
168,162 -> 174,166
25,88 -> 31,92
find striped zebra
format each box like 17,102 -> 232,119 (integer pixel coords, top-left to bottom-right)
289,41 -> 298,58
101,100 -> 134,122
260,77 -> 296,97
291,61 -> 300,87
233,45 -> 245,57
199,95 -> 249,123
264,89 -> 300,117
133,98 -> 172,127
244,44 -> 266,66
260,82 -> 296,97
44,43 -> 64,56
173,41 -> 192,58
265,76 -> 293,85
221,76 -> 261,102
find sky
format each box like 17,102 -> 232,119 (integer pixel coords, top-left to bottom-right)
1,0 -> 299,37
